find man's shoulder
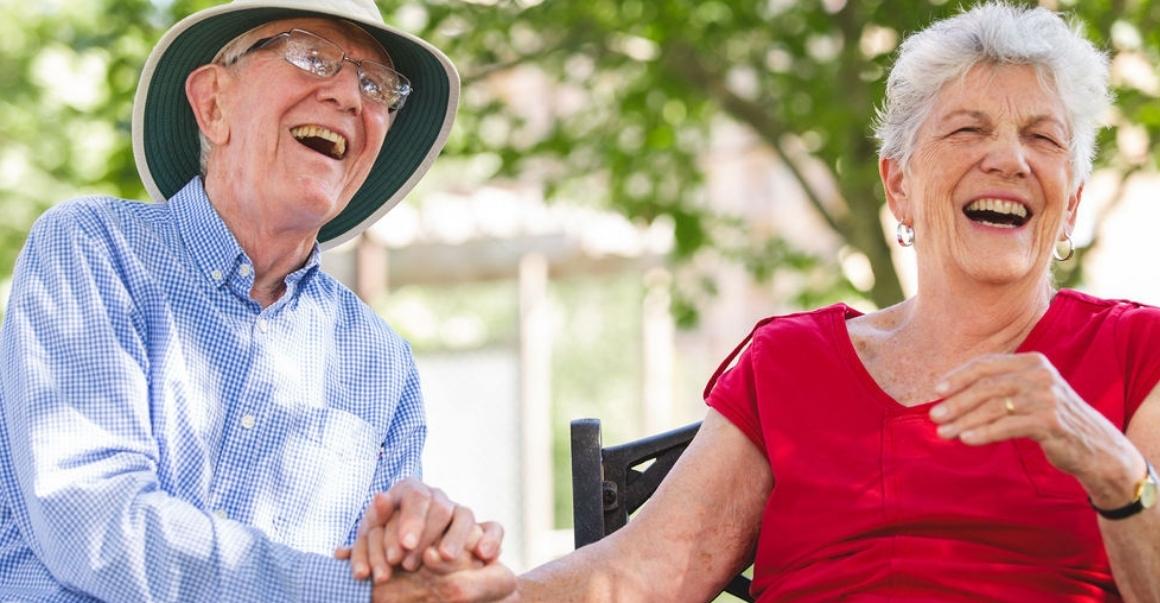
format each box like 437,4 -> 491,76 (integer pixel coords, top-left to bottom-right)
32,195 -> 166,243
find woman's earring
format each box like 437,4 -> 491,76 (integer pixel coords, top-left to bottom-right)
896,222 -> 915,247
1053,232 -> 1075,261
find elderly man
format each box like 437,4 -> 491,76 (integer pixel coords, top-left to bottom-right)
0,0 -> 512,601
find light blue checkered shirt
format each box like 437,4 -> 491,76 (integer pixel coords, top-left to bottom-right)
0,178 -> 426,601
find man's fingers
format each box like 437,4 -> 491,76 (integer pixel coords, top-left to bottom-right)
384,515 -> 405,566
334,546 -> 351,560
392,479 -> 433,553
437,504 -> 477,561
473,522 -> 504,562
404,488 -> 455,571
358,491 -> 395,537
368,525 -> 392,584
351,530 -> 371,581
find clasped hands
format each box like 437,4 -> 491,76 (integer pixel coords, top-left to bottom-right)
335,478 -> 516,602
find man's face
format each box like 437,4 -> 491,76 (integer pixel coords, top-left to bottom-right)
209,17 -> 393,234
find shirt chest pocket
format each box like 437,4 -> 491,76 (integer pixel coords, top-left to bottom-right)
253,406 -> 381,552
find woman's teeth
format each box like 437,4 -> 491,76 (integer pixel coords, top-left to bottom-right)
963,198 -> 1030,227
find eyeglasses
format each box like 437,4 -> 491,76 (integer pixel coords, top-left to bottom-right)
231,29 -> 412,113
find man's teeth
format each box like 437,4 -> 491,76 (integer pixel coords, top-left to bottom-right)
290,125 -> 347,159
964,198 -> 1027,218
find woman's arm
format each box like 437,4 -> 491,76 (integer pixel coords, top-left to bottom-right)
1100,384 -> 1160,603
518,409 -> 773,602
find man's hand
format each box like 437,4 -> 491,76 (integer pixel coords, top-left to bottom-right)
335,478 -> 504,584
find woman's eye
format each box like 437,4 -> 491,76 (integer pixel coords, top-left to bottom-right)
1034,133 -> 1062,146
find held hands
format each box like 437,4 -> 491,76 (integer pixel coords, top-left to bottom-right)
334,478 -> 513,602
928,352 -> 1143,503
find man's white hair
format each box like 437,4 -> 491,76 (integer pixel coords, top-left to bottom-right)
873,2 -> 1111,189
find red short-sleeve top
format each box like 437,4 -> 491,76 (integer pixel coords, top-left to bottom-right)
706,290 -> 1160,602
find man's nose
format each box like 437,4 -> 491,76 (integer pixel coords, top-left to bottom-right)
318,60 -> 364,114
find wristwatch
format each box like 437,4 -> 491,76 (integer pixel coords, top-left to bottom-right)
1091,461 -> 1158,520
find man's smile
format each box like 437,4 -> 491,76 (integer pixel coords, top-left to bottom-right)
290,124 -> 348,160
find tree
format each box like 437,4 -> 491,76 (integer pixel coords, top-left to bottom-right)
3,0 -> 1159,318
393,0 -> 1160,314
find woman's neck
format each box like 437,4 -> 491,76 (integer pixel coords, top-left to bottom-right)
900,275 -> 1056,357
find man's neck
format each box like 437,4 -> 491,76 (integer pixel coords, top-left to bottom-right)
203,176 -> 317,308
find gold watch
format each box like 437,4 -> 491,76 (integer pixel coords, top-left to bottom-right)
1092,461 -> 1158,520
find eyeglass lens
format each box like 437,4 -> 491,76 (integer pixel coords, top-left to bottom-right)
253,29 -> 411,113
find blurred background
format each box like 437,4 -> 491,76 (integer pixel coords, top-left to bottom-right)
3,0 -> 1160,572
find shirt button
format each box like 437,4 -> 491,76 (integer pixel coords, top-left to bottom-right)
214,509 -> 228,520
241,414 -> 256,429
257,319 -> 269,333
239,264 -> 252,276
211,269 -> 223,281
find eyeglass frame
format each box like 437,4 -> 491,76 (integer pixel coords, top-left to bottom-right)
224,28 -> 413,113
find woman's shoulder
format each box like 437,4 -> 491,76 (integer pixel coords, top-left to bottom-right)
747,302 -> 856,348
1053,288 -> 1160,323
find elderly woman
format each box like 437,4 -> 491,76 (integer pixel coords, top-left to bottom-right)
517,3 -> 1160,601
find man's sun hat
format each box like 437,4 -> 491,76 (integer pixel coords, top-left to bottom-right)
132,0 -> 459,250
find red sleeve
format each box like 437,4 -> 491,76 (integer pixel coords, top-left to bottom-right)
704,320 -> 771,455
1118,303 -> 1160,420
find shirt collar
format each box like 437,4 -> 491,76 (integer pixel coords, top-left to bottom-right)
169,177 -> 322,291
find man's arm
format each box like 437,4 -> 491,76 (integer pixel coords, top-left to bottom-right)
0,205 -> 368,602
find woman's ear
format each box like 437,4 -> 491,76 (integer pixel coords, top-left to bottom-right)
880,155 -> 911,223
1065,184 -> 1083,233
185,64 -> 231,146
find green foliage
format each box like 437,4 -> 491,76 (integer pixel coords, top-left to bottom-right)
3,0 -> 1160,315
391,0 -> 1160,311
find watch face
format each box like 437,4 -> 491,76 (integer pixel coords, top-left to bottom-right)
1143,472 -> 1159,510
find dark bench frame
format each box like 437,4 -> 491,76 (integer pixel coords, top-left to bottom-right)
570,417 -> 754,601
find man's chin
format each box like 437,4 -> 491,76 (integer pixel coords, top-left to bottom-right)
294,180 -> 356,223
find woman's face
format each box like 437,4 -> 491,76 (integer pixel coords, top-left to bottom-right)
882,63 -> 1080,289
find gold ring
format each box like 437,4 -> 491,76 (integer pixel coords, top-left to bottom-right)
1004,398 -> 1016,415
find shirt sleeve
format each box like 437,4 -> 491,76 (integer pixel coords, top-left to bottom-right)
1118,302 -> 1160,421
704,324 -> 769,454
0,205 -> 370,602
344,353 -> 427,546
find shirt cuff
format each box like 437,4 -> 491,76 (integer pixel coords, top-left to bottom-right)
294,553 -> 372,603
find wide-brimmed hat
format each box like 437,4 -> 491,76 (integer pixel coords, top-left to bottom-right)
132,0 -> 459,249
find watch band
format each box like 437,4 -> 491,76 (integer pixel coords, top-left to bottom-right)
1091,461 -> 1158,520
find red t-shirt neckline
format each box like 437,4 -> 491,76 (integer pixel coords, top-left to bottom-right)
829,290 -> 1070,416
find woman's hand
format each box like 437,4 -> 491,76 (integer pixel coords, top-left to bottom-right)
929,352 -> 1146,504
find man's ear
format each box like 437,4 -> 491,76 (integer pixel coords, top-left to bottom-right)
185,64 -> 231,146
880,155 -> 911,223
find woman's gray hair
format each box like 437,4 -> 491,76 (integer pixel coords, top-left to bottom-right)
873,2 -> 1111,189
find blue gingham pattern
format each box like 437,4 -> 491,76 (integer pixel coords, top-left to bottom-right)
0,178 -> 426,601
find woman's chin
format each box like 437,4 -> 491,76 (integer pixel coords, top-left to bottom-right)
957,257 -> 1042,287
